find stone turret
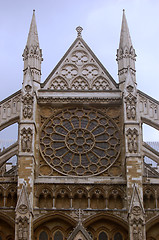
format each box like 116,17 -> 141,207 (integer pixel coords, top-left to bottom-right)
117,10 -> 136,89
22,10 -> 43,86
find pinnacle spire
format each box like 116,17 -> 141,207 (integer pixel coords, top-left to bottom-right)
27,10 -> 39,48
23,10 -> 43,85
119,9 -> 132,49
117,10 -> 136,86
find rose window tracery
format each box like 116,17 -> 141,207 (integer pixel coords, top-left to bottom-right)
40,107 -> 121,176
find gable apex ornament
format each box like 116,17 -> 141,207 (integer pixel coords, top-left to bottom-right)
76,26 -> 83,37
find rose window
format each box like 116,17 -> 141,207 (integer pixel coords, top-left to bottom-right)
40,107 -> 121,176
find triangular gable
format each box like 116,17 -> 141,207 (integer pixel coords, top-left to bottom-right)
128,184 -> 145,216
68,222 -> 92,240
15,181 -> 32,214
42,36 -> 118,91
124,67 -> 136,95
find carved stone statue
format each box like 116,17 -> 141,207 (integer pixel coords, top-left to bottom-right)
21,128 -> 32,152
125,94 -> 136,120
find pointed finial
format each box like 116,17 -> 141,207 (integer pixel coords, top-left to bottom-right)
119,9 -> 132,48
76,26 -> 83,37
26,9 -> 39,47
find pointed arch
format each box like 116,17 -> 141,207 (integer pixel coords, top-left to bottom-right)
92,76 -> 111,90
71,76 -> 89,90
49,76 -> 69,90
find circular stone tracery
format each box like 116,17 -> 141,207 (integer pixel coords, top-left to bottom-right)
40,107 -> 121,176
66,129 -> 95,153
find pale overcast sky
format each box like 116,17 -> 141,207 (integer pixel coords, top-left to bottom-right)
0,0 -> 159,141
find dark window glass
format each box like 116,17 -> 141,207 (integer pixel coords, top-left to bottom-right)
39,231 -> 48,240
114,232 -> 123,240
54,231 -> 63,240
99,231 -> 108,240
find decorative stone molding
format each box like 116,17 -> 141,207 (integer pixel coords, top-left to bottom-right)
38,97 -> 122,105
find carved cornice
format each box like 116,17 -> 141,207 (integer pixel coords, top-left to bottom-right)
37,97 -> 122,105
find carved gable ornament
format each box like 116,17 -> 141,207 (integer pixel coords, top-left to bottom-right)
15,182 -> 31,215
42,36 -> 118,91
68,222 -> 92,240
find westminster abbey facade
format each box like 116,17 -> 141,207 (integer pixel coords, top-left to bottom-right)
0,10 -> 159,240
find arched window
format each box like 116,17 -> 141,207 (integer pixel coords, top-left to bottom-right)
114,232 -> 123,240
54,231 -> 63,240
39,231 -> 48,240
99,231 -> 108,240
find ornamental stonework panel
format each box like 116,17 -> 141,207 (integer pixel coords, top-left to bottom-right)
39,106 -> 122,177
21,128 -> 32,152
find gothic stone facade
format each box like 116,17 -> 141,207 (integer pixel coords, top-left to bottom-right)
0,10 -> 159,240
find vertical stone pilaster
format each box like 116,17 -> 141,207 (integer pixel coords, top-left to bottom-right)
128,185 -> 146,240
16,64 -> 39,239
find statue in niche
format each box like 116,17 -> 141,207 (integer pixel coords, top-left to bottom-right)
17,218 -> 28,240
126,128 -> 138,153
21,128 -> 32,152
125,94 -> 136,120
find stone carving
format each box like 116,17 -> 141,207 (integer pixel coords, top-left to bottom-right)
18,204 -> 28,214
125,94 -> 136,120
82,64 -> 99,80
49,76 -> 68,90
132,206 -> 141,216
126,128 -> 138,153
22,85 -> 33,119
17,217 -> 28,240
61,64 -> 78,80
71,77 -> 89,90
76,26 -> 83,37
23,45 -> 42,60
21,128 -> 32,152
71,50 -> 88,66
92,77 -> 111,90
117,46 -> 136,61
132,224 -> 143,240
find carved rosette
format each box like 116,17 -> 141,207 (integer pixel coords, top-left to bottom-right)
18,204 -> 28,214
21,128 -> 32,152
126,128 -> 138,153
